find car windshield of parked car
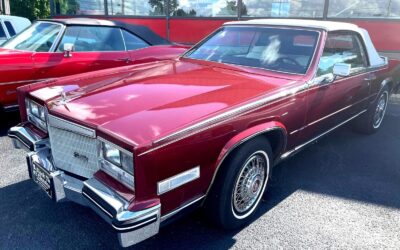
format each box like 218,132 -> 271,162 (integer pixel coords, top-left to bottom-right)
2,22 -> 62,52
185,26 -> 319,74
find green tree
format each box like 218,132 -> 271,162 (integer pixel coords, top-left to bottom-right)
10,0 -> 50,21
218,0 -> 242,16
55,0 -> 79,15
148,0 -> 194,16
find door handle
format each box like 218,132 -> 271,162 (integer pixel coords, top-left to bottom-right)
115,58 -> 131,63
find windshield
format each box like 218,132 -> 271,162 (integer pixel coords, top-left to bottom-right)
185,26 -> 320,74
2,22 -> 62,52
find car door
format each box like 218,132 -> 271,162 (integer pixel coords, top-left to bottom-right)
300,31 -> 370,141
33,26 -> 131,80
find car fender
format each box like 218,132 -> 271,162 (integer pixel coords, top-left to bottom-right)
204,121 -> 287,199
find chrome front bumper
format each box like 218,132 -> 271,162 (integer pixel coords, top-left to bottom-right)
8,124 -> 160,247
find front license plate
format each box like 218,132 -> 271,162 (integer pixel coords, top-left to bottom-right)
32,163 -> 53,198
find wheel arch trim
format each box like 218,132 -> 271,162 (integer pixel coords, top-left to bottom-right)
203,121 -> 287,201
380,77 -> 395,94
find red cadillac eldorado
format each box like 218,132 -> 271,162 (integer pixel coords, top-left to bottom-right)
0,18 -> 187,112
8,19 -> 400,247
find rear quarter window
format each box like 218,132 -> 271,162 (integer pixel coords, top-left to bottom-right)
4,21 -> 16,37
122,30 -> 149,50
0,24 -> 6,39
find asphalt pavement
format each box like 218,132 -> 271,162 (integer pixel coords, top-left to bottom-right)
0,101 -> 399,249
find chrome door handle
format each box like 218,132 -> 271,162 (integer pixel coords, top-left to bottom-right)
115,58 -> 131,63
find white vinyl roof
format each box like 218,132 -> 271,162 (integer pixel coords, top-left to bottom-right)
224,19 -> 386,67
224,19 -> 361,32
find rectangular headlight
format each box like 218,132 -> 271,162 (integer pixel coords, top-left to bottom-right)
25,98 -> 48,132
99,138 -> 134,190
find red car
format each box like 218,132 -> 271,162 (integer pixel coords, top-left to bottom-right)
0,18 -> 188,112
8,20 -> 400,247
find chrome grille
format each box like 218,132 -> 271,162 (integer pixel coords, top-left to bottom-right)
48,115 -> 99,178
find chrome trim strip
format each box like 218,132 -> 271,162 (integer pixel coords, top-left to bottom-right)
160,195 -> 205,222
49,22 -> 66,52
119,28 -> 127,51
157,166 -> 200,195
0,79 -> 46,86
308,104 -> 353,127
48,115 -> 96,138
280,109 -> 367,160
82,192 -> 113,218
3,104 -> 19,112
289,94 -> 374,135
308,67 -> 386,89
203,126 -> 286,201
112,216 -> 157,231
112,205 -> 160,231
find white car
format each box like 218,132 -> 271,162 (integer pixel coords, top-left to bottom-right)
0,15 -> 31,45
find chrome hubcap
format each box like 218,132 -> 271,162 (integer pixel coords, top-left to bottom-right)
373,92 -> 388,128
232,152 -> 267,215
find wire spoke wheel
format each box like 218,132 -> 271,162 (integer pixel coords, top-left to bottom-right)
232,151 -> 269,219
373,91 -> 388,129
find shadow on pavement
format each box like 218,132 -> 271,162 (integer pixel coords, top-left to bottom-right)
0,104 -> 399,249
0,111 -> 20,136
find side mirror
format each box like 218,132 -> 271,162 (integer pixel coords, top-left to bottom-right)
63,43 -> 75,58
333,63 -> 351,77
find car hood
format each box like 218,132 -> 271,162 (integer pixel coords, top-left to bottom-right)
33,59 -> 301,147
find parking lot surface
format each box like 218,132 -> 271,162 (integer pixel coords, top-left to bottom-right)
0,101 -> 399,249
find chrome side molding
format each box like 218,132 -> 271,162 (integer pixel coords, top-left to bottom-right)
280,110 -> 367,160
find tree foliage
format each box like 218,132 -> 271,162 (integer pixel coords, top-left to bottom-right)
10,0 -> 50,21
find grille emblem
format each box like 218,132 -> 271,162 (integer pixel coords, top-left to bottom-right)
73,152 -> 89,162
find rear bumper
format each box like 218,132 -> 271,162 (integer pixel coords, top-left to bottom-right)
8,124 -> 160,247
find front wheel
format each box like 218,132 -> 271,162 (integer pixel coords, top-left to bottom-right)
205,138 -> 272,229
354,86 -> 389,134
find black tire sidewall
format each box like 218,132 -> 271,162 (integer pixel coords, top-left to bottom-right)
354,85 -> 390,134
211,137 -> 272,229
366,86 -> 390,132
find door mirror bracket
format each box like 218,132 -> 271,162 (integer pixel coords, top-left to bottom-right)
63,43 -> 75,58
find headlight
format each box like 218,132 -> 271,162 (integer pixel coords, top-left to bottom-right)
25,98 -> 48,132
99,139 -> 134,190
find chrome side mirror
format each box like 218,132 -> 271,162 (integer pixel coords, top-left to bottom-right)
333,63 -> 351,77
63,43 -> 75,58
